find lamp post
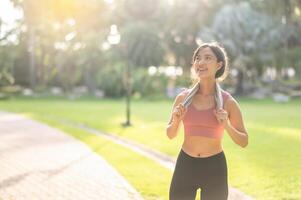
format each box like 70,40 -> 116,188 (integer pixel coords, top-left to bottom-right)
107,24 -> 131,126
123,59 -> 132,127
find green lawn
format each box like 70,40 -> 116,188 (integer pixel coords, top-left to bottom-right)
0,97 -> 300,200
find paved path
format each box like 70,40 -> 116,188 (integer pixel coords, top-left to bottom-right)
0,112 -> 143,200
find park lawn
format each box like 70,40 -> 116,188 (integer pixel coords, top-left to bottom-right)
0,97 -> 300,200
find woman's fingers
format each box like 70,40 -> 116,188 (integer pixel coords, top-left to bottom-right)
177,107 -> 183,117
179,105 -> 184,115
174,104 -> 187,119
174,106 -> 181,118
179,104 -> 187,116
214,109 -> 228,123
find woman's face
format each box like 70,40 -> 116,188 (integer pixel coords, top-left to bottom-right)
193,47 -> 222,79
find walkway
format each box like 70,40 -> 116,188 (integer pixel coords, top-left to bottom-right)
0,112 -> 143,200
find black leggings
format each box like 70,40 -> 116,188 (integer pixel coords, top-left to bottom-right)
169,149 -> 228,200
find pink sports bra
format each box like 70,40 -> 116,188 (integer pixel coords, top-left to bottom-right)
182,90 -> 231,139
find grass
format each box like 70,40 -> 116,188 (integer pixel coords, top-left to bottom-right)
0,96 -> 300,200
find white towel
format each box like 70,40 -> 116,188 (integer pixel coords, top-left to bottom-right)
182,82 -> 223,110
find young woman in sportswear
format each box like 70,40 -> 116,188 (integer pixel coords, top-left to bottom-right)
166,42 -> 248,200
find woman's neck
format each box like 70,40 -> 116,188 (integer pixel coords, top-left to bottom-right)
196,79 -> 216,96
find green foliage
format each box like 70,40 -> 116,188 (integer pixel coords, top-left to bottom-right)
96,63 -> 125,97
174,74 -> 193,88
0,85 -> 22,96
121,22 -> 165,67
275,47 -> 301,70
0,70 -> 15,86
132,68 -> 168,98
163,0 -> 226,68
2,0 -> 301,95
96,66 -> 169,98
0,44 -> 18,86
199,2 -> 282,68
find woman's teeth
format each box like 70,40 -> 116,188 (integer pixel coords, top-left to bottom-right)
197,68 -> 207,72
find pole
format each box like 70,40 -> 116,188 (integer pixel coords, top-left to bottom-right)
124,60 -> 132,126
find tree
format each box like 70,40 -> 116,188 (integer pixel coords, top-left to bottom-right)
198,2 -> 284,94
0,15 -> 19,87
250,0 -> 301,78
120,23 -> 164,68
10,0 -> 110,92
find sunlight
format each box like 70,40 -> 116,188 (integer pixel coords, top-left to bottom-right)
0,0 -> 22,24
0,0 -> 23,44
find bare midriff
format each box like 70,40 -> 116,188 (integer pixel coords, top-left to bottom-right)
182,135 -> 223,158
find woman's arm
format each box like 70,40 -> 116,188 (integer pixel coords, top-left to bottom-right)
166,92 -> 187,139
224,97 -> 249,148
166,118 -> 181,139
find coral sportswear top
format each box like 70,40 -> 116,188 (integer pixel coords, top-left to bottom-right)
182,90 -> 231,139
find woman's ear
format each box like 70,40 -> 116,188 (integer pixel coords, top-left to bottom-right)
217,62 -> 223,70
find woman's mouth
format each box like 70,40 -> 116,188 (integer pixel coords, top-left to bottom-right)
197,68 -> 208,73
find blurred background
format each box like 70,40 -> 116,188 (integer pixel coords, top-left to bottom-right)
0,1 -> 301,200
0,0 -> 300,99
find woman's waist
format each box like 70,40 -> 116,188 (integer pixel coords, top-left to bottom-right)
182,136 -> 223,158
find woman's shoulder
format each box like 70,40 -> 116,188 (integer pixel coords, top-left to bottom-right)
221,90 -> 232,99
222,90 -> 237,107
174,88 -> 191,102
222,90 -> 241,111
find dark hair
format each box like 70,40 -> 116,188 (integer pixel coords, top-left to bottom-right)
191,42 -> 229,82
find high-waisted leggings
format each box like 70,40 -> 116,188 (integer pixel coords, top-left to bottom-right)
169,149 -> 228,200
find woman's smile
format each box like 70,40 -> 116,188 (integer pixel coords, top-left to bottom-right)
196,68 -> 208,75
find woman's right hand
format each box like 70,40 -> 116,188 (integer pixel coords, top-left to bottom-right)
171,103 -> 187,123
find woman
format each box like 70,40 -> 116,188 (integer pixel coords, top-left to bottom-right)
166,42 -> 248,200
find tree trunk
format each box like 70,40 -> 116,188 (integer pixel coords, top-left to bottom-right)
84,66 -> 96,94
29,28 -> 36,89
234,69 -> 244,96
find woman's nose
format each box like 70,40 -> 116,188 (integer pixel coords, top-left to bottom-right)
197,59 -> 205,65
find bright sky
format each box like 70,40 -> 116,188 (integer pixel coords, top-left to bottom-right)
0,0 -> 23,43
1,0 -> 23,21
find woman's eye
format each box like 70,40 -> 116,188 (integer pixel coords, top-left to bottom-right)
205,56 -> 211,60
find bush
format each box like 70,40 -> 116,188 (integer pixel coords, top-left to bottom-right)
0,85 -> 22,95
96,63 -> 125,98
132,68 -> 168,98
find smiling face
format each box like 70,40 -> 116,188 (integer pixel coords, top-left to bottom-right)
192,47 -> 223,80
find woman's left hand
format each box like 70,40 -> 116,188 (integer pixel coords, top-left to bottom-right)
213,108 -> 230,128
